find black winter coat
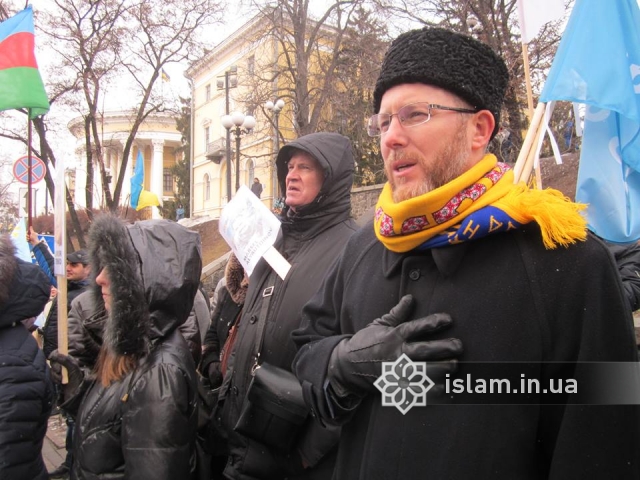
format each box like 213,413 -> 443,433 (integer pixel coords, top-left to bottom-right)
220,133 -> 358,480
605,239 -> 640,311
293,222 -> 640,479
67,287 -> 204,376
0,236 -> 53,480
201,253 -> 247,387
201,288 -> 241,375
34,238 -> 90,357
42,279 -> 89,358
68,290 -> 105,371
70,217 -> 202,480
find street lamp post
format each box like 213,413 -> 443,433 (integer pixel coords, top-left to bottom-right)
217,66 -> 237,200
265,98 -> 285,200
466,15 -> 482,38
221,111 -> 256,194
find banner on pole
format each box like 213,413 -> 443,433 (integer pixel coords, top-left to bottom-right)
540,0 -> 640,242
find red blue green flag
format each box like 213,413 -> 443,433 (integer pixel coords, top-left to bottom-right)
0,6 -> 50,118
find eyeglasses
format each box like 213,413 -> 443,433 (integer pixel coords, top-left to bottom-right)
367,102 -> 478,137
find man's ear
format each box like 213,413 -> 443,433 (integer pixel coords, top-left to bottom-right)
469,110 -> 495,151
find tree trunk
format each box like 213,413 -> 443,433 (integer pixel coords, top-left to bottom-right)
32,118 -> 86,248
84,115 -> 94,215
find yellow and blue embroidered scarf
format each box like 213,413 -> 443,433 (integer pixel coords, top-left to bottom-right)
374,154 -> 588,253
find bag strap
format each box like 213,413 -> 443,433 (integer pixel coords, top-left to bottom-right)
220,310 -> 242,376
217,272 -> 277,400
250,278 -> 276,374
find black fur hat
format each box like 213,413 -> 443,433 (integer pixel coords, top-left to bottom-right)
373,27 -> 509,139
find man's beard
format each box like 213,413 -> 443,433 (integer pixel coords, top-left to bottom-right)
386,127 -> 470,203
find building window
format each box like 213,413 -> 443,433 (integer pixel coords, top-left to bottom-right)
247,55 -> 255,75
204,126 -> 210,152
247,160 -> 255,186
204,173 -> 210,201
67,171 -> 76,204
163,168 -> 173,193
205,84 -> 211,102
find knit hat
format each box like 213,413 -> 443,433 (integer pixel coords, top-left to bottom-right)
373,27 -> 509,139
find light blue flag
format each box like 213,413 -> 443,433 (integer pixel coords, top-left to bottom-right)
130,150 -> 144,210
540,0 -> 640,243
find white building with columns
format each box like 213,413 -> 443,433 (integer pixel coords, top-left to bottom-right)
67,111 -> 182,218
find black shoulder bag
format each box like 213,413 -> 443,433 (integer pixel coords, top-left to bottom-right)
233,284 -> 310,453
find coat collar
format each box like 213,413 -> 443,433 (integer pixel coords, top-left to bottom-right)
381,242 -> 470,278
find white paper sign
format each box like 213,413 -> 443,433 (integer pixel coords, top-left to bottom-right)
219,185 -> 291,279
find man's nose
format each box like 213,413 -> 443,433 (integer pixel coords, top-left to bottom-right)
382,117 -> 409,149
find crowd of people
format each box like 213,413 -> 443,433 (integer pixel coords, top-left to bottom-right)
1,25 -> 640,480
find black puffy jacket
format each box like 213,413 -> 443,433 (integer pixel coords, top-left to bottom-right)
71,216 -> 202,480
67,288 -> 203,376
0,235 -> 53,480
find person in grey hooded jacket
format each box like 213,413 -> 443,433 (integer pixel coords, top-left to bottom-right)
218,132 -> 358,480
0,234 -> 53,480
50,215 -> 202,480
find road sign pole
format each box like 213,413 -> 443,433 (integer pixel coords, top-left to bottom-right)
19,188 -> 28,218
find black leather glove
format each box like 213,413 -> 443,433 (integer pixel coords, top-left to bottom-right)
328,294 -> 463,399
48,350 -> 84,403
207,361 -> 223,389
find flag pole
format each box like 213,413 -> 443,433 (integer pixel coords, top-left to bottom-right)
27,109 -> 33,232
124,193 -> 130,217
521,42 -> 543,188
53,145 -> 68,383
521,43 -> 535,119
514,102 -> 546,183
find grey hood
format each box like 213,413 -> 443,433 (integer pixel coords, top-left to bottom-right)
88,215 -> 202,357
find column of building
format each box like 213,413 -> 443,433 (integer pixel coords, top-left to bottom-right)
151,139 -> 165,219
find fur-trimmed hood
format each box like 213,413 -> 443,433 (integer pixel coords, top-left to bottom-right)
88,215 -> 202,358
0,234 -> 50,327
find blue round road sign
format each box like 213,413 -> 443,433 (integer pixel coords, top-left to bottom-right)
13,155 -> 46,184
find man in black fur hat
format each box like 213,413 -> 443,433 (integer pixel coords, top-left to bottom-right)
292,27 -> 640,479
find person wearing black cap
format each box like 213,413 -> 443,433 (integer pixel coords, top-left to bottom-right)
48,248 -> 91,480
26,227 -> 93,359
292,27 -> 640,479
0,234 -> 53,480
39,249 -> 91,356
28,227 -> 92,479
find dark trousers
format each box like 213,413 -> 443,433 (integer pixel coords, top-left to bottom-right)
64,415 -> 74,469
54,382 -> 74,471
